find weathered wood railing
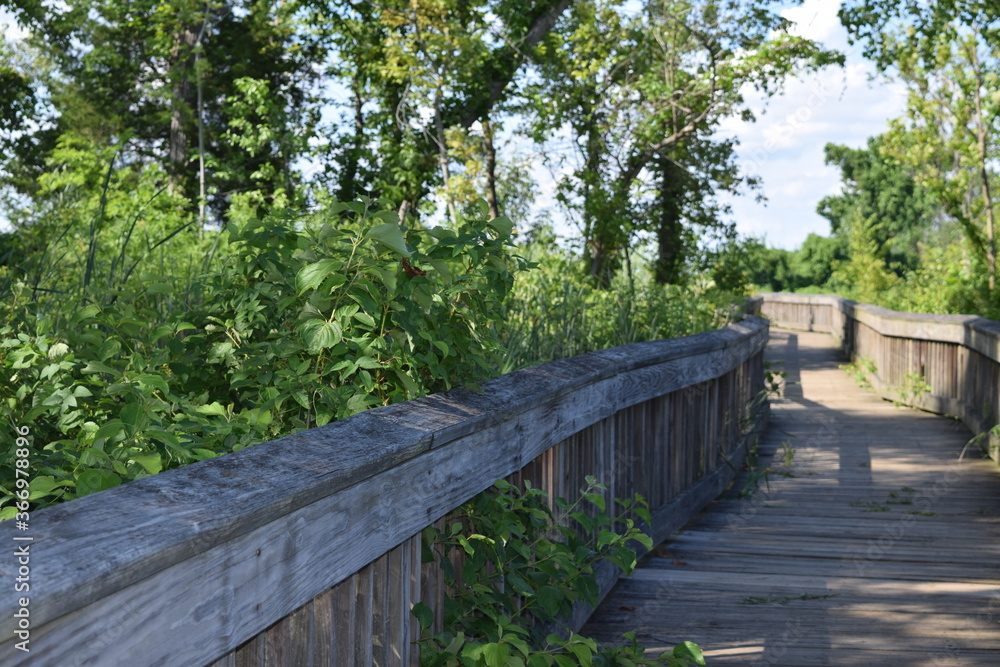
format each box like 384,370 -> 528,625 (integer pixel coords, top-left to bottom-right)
0,318 -> 768,666
753,293 -> 1000,462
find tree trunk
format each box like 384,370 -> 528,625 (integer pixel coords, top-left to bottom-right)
970,33 -> 997,290
340,74 -> 365,203
433,85 -> 459,228
482,115 -> 499,220
655,156 -> 687,284
582,109 -> 606,282
169,25 -> 198,193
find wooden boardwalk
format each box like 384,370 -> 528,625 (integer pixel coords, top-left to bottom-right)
583,328 -> 1000,666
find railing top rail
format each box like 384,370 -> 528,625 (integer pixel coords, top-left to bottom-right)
757,293 -> 1000,363
0,316 -> 768,642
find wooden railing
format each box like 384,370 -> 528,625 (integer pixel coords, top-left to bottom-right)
752,293 -> 1000,462
0,317 -> 768,666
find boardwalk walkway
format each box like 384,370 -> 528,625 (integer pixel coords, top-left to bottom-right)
583,328 -> 1000,665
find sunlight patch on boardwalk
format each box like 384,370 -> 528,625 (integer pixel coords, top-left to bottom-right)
583,329 -> 1000,666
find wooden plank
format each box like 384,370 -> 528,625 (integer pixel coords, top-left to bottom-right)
355,564 -> 374,667
233,635 -> 264,667
312,588 -> 335,667
0,320 -> 768,665
0,319 -> 768,646
332,569 -> 356,663
372,549 -> 388,667
585,327 -> 1000,666
387,540 -> 406,667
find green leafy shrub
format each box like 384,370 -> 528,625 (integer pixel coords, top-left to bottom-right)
415,478 -> 705,667
0,197 -> 526,514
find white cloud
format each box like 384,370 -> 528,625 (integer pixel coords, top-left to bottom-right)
719,3 -> 908,250
782,0 -> 845,46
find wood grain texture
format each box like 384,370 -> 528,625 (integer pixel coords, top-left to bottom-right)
584,329 -> 1000,666
0,318 -> 767,665
761,293 -> 1000,464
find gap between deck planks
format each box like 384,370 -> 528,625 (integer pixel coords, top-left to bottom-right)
582,328 -> 1000,666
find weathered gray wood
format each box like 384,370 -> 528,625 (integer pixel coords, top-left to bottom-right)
760,293 -> 1000,463
0,318 -> 767,665
312,587 -> 335,667
332,570 -> 356,663
585,328 -> 1000,665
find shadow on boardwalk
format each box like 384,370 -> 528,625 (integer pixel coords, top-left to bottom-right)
583,329 -> 1000,666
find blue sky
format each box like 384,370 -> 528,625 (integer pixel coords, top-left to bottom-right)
716,0 -> 908,249
522,1 -> 909,251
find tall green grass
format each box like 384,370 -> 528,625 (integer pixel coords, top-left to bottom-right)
498,247 -> 742,373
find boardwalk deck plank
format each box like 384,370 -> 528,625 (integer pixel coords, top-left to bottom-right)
583,329 -> 1000,666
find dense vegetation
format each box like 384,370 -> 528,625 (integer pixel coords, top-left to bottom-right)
6,0 -> 991,661
0,0 -> 837,510
747,0 -> 1000,319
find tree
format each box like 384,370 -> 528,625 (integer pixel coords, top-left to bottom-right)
312,0 -> 574,221
527,0 -> 842,284
817,136 -> 940,273
840,0 -> 1000,290
2,0 -> 323,220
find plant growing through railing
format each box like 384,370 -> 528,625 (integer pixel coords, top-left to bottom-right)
779,440 -> 796,468
960,423 -> 1000,461
893,371 -> 931,407
839,358 -> 877,389
736,438 -> 772,499
763,361 -> 786,398
414,477 -> 705,666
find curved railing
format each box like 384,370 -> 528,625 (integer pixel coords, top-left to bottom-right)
0,317 -> 768,665
753,293 -> 1000,462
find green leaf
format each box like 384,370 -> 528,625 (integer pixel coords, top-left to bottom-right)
365,222 -> 411,257
196,402 -> 228,417
71,305 -> 101,324
370,266 -> 397,293
131,452 -> 163,475
634,532 -> 654,551
672,642 -> 706,665
537,585 -> 563,616
92,420 -> 126,449
506,636 -> 531,657
482,643 -> 509,667
28,476 -> 64,500
566,643 -> 593,667
75,469 -> 121,497
300,319 -> 343,352
411,602 -> 434,630
576,575 -> 599,605
597,529 -> 617,547
445,632 -> 466,656
488,215 -> 514,237
120,402 -> 145,437
583,492 -> 606,512
296,259 -> 344,295
355,356 -> 382,370
83,360 -> 116,374
135,373 -> 170,395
